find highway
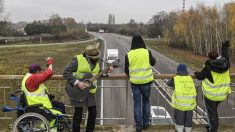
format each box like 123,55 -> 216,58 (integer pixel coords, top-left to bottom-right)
91,32 -> 235,126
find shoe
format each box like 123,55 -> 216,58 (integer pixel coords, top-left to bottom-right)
143,124 -> 150,130
206,125 -> 209,131
136,128 -> 142,132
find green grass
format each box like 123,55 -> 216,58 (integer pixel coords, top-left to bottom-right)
0,41 -> 98,75
145,40 -> 206,70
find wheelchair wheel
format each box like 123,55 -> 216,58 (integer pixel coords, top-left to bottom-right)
13,112 -> 50,132
57,116 -> 71,132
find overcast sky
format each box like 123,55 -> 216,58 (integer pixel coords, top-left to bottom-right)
4,0 -> 233,24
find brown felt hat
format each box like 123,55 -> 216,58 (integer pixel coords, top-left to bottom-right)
85,44 -> 101,59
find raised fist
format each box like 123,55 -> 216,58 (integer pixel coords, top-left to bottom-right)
46,57 -> 54,65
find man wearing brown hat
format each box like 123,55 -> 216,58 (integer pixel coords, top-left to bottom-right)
64,44 -> 108,132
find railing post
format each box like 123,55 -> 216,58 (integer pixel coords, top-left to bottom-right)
196,86 -> 198,120
234,91 -> 235,110
59,79 -> 61,92
164,81 -> 167,119
4,88 -> 6,118
126,79 -> 128,127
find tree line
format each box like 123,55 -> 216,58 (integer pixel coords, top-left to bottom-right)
87,3 -> 235,58
164,3 -> 235,56
0,0 -> 234,57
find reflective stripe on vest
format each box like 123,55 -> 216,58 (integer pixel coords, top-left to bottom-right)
171,100 -> 196,107
129,67 -> 152,73
129,73 -> 153,79
21,73 -> 52,109
171,75 -> 197,111
73,55 -> 100,93
128,48 -> 154,84
202,70 -> 231,101
203,79 -> 230,89
174,95 -> 196,99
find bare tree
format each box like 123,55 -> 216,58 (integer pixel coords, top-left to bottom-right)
49,13 -> 63,25
63,17 -> 78,30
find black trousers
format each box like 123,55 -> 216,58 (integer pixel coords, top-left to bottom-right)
174,108 -> 193,127
72,105 -> 96,132
204,96 -> 221,132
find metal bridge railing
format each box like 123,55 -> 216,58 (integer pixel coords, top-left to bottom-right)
0,74 -> 234,126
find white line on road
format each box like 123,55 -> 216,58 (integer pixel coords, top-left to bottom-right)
99,36 -> 107,125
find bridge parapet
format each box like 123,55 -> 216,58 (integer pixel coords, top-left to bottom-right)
0,74 -> 234,130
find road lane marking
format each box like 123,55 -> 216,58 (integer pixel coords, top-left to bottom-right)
99,35 -> 107,125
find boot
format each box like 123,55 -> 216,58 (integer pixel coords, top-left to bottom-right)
175,124 -> 184,132
184,127 -> 192,132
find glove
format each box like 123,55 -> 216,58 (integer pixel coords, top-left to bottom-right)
48,94 -> 55,100
222,40 -> 230,47
47,57 -> 54,65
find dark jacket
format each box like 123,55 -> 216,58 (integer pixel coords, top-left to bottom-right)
194,45 -> 230,83
124,35 -> 156,86
63,53 -> 99,107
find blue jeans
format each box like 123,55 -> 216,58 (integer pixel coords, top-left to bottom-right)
131,84 -> 151,129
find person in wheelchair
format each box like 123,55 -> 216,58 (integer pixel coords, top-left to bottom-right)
21,57 -> 65,131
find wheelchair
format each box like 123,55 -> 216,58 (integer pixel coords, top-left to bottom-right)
2,90 -> 71,132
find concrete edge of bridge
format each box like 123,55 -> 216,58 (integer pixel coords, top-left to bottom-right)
79,124 -> 235,132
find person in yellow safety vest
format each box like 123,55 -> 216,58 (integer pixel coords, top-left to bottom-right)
63,44 -> 113,132
194,40 -> 231,132
21,57 -> 65,132
125,35 -> 156,132
167,64 -> 196,132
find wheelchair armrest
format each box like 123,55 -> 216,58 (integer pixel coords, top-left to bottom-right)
24,103 -> 43,110
10,94 -> 20,100
10,90 -> 23,100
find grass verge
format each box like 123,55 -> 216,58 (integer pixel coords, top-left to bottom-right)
0,41 -> 99,75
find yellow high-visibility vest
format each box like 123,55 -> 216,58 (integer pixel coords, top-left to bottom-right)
171,75 -> 197,111
22,73 -> 61,129
73,55 -> 100,93
22,73 -> 52,109
202,70 -> 231,101
127,48 -> 154,84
